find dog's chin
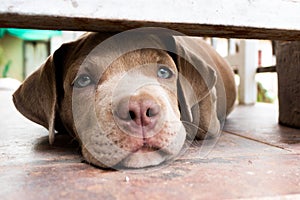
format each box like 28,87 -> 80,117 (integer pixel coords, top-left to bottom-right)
118,149 -> 170,169
82,145 -> 175,169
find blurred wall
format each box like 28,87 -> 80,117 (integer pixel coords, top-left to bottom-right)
0,34 -> 23,81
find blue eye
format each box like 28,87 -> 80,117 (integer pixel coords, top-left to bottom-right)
74,74 -> 93,88
157,66 -> 173,79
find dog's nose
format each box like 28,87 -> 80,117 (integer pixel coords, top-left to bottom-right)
116,97 -> 161,127
128,99 -> 160,126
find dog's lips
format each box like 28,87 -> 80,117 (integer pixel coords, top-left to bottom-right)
132,144 -> 161,153
118,146 -> 171,168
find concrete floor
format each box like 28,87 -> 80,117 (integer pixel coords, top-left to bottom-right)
1,89 -> 300,200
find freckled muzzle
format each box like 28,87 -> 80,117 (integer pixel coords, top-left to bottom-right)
107,67 -> 186,168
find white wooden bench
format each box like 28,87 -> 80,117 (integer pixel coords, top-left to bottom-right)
1,0 -> 300,40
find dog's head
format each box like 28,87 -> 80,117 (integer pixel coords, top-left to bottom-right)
13,30 -> 219,169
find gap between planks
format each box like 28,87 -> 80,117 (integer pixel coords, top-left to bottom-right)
222,131 -> 292,152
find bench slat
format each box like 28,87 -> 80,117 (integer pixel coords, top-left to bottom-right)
1,0 -> 300,40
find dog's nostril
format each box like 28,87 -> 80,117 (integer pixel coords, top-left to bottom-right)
129,111 -> 136,120
146,108 -> 154,117
146,105 -> 160,118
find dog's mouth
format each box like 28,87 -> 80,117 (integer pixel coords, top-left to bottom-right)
132,143 -> 161,153
116,144 -> 172,169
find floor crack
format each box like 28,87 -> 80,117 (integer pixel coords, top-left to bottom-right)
223,131 -> 293,152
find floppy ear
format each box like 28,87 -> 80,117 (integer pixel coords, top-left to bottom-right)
13,45 -> 66,144
173,36 -> 217,125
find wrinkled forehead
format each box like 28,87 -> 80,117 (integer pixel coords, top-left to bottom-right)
97,49 -> 177,84
100,49 -> 177,84
108,49 -> 176,72
73,48 -> 176,80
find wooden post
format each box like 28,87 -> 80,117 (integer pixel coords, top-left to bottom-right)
226,40 -> 258,104
238,40 -> 258,104
276,41 -> 300,128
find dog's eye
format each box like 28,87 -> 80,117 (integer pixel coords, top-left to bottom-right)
73,74 -> 93,88
157,66 -> 173,79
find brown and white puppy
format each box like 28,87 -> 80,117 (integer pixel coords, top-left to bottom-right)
13,30 -> 236,169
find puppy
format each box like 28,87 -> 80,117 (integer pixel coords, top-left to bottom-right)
13,29 -> 236,169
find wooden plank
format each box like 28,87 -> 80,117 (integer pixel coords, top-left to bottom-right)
234,66 -> 277,74
224,103 -> 300,153
1,89 -> 300,199
1,0 -> 300,40
256,66 -> 277,73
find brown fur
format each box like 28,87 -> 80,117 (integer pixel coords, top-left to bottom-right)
13,32 -> 236,169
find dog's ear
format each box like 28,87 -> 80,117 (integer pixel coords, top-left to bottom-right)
13,43 -> 68,144
172,36 -> 217,124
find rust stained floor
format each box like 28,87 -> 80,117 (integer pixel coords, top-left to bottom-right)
1,89 -> 300,200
